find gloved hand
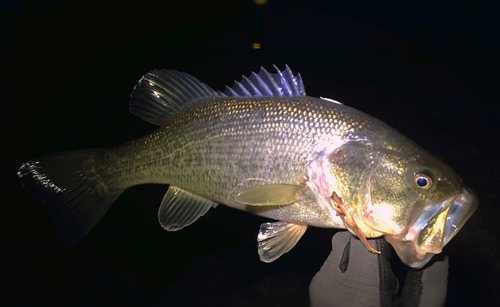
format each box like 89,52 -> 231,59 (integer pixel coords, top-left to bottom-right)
309,231 -> 449,307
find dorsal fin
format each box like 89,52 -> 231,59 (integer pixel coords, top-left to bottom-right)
129,70 -> 222,126
129,65 -> 306,126
221,65 -> 306,98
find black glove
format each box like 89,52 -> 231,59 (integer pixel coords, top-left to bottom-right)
309,231 -> 449,307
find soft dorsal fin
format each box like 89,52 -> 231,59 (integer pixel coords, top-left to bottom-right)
129,65 -> 306,126
158,186 -> 218,231
221,65 -> 306,97
130,70 -> 222,126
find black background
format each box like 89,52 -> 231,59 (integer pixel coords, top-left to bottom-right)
2,1 -> 499,306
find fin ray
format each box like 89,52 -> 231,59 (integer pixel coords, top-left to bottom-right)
130,65 -> 306,125
258,221 -> 307,262
130,70 -> 222,126
158,186 -> 217,231
223,65 -> 306,98
17,149 -> 123,245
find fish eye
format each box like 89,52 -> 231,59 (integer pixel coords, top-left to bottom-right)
414,173 -> 433,189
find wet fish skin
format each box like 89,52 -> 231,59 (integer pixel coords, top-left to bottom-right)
103,95 -> 385,224
17,66 -> 477,267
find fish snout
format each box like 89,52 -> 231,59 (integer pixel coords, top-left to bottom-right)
442,189 -> 478,245
385,188 -> 478,268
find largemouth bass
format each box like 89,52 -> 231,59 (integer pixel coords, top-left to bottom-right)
18,65 -> 477,268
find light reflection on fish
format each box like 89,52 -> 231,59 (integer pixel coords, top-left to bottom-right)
17,65 -> 477,268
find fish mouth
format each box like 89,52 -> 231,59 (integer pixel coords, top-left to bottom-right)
385,188 -> 478,269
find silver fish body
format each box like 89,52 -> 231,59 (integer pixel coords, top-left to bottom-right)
105,96 -> 385,226
18,66 -> 477,267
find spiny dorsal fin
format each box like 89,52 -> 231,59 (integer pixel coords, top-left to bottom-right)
158,186 -> 218,231
220,65 -> 306,98
130,70 -> 222,126
258,221 -> 308,263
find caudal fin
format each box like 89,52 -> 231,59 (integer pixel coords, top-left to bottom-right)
17,149 -> 123,245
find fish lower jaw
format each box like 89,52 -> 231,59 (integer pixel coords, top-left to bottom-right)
404,228 -> 443,255
408,253 -> 436,269
385,232 -> 440,269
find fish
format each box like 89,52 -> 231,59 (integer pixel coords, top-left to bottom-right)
17,65 -> 477,269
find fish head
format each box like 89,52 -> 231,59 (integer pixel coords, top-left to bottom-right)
363,148 -> 478,268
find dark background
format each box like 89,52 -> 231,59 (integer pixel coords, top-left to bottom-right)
2,1 -> 499,306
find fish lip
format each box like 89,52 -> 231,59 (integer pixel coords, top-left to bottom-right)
385,188 -> 478,269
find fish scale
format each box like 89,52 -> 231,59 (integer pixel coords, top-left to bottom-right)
103,96 -> 364,214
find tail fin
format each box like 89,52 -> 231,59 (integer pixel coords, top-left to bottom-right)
17,149 -> 123,245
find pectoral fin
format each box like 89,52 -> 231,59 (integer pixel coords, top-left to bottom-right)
158,186 -> 218,231
235,184 -> 304,206
257,221 -> 307,263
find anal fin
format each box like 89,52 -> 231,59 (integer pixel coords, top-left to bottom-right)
158,186 -> 217,231
257,221 -> 307,263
